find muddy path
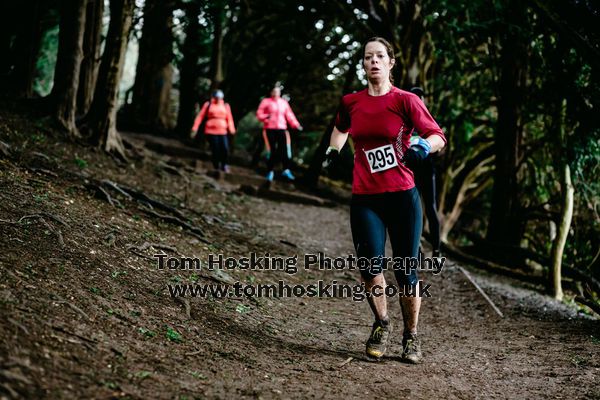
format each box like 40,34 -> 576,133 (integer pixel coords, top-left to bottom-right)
0,110 -> 599,399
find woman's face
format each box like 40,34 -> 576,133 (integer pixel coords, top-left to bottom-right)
271,87 -> 281,98
363,41 -> 395,83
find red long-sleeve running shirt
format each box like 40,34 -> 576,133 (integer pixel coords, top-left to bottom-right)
335,87 -> 446,194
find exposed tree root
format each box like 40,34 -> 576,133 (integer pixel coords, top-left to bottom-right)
81,177 -> 207,243
126,241 -> 180,259
139,207 -> 206,242
1,213 -> 68,247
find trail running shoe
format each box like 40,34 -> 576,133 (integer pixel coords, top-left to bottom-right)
266,171 -> 274,181
281,169 -> 295,181
401,332 -> 422,364
365,319 -> 392,360
222,164 -> 230,173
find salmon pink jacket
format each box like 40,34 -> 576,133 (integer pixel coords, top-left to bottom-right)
192,99 -> 236,135
256,97 -> 300,130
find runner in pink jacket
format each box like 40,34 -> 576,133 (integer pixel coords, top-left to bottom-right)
256,86 -> 303,181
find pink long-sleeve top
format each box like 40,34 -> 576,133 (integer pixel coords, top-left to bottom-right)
256,97 -> 300,130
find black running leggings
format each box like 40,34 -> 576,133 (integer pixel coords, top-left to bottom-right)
413,156 -> 441,252
206,134 -> 230,170
266,129 -> 291,171
350,188 -> 422,286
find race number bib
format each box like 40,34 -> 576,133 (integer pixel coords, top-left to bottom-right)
364,144 -> 398,173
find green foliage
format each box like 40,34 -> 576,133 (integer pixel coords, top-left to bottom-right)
134,371 -> 152,380
165,327 -> 183,342
34,24 -> 59,96
190,371 -> 208,380
138,327 -> 157,338
89,287 -> 101,295
235,304 -> 250,314
74,157 -> 88,169
234,112 -> 263,151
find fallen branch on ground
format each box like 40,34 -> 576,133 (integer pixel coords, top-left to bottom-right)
27,167 -> 58,177
338,357 -> 353,368
7,317 -> 29,335
457,266 -> 504,318
126,241 -> 178,252
51,325 -> 97,344
53,298 -> 91,321
574,295 -> 600,316
442,242 -> 545,285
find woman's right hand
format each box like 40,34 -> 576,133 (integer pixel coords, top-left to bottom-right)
322,146 -> 340,169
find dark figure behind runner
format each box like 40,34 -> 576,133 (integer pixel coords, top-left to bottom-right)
410,87 -> 442,259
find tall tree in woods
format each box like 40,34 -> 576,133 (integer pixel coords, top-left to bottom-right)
130,0 -> 176,132
77,0 -> 104,116
486,0 -> 528,247
49,0 -> 88,136
0,1 -> 49,98
84,0 -> 134,157
175,0 -> 203,137
347,0 -> 435,90
428,0 -> 496,242
550,99 -> 574,300
208,1 -> 226,91
305,58 -> 358,187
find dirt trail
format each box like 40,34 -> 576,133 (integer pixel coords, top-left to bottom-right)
0,109 -> 599,399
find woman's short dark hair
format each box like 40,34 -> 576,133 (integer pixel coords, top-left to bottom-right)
363,37 -> 396,84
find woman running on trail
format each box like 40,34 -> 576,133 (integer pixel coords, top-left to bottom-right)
191,90 -> 236,172
410,87 -> 442,259
324,37 -> 446,363
256,86 -> 303,182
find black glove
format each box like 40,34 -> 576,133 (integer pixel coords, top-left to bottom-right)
403,146 -> 428,170
322,146 -> 340,169
404,136 -> 431,170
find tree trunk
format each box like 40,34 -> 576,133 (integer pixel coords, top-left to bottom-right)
304,59 -> 357,187
550,99 -> 574,301
77,0 -> 104,116
50,0 -> 88,136
175,1 -> 202,138
129,0 -> 176,133
1,0 -> 46,97
84,0 -> 134,157
356,0 -> 434,90
209,2 -> 225,91
486,0 -> 527,246
551,162 -> 574,301
440,154 -> 494,243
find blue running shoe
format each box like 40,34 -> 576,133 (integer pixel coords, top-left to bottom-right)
266,171 -> 274,181
282,169 -> 295,181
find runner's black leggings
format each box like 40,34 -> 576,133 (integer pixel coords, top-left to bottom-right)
350,188 -> 422,286
206,134 -> 229,170
266,129 -> 291,171
413,156 -> 441,252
